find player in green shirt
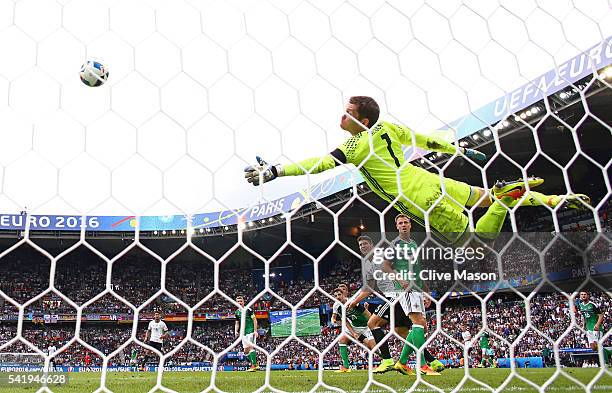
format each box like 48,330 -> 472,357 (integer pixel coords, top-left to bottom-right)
387,214 -> 444,376
130,348 -> 138,370
577,292 -> 610,365
235,296 -> 259,372
479,332 -> 491,367
331,287 -> 375,373
244,96 -> 589,245
349,215 -> 444,375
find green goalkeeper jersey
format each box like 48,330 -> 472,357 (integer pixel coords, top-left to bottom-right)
235,308 -> 255,334
283,121 -> 471,244
578,301 -> 601,331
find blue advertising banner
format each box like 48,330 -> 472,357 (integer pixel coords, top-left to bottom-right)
497,357 -> 544,368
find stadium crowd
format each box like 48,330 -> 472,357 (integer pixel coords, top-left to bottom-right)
1,290 -> 609,368
0,204 -> 609,368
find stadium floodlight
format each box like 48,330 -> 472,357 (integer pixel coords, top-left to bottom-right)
247,221 -> 255,228
472,134 -> 480,141
162,230 -> 166,235
153,230 -> 158,235
483,129 -> 492,137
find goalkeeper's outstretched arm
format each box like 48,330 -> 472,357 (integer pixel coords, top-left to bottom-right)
244,125 -> 486,186
244,153 -> 341,186
395,124 -> 486,161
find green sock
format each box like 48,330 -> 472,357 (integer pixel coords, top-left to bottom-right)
475,198 -> 510,240
399,330 -> 415,365
248,351 -> 257,366
410,325 -> 427,367
604,348 -> 611,363
339,344 -> 349,368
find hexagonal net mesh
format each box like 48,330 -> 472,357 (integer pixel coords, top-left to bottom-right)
0,0 -> 611,392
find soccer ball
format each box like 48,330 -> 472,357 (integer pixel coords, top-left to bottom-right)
80,60 -> 109,87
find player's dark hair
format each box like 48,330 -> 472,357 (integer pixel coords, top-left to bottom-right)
349,96 -> 380,126
394,214 -> 411,223
357,235 -> 373,244
333,287 -> 343,295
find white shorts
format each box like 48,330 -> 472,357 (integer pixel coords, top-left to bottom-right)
404,291 -> 425,314
481,347 -> 489,355
241,332 -> 256,349
586,330 -> 602,344
350,325 -> 373,340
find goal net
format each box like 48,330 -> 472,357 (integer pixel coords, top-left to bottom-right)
0,0 -> 610,392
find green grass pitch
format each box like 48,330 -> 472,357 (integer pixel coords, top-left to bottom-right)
0,368 -> 610,393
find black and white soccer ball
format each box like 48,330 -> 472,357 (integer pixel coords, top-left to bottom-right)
80,60 -> 109,87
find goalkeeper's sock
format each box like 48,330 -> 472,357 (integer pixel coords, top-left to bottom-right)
604,348 -> 611,363
475,198 -> 510,240
339,344 -> 350,369
371,328 -> 392,360
248,350 -> 257,366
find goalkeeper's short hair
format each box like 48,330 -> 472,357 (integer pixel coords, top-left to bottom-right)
349,96 -> 380,126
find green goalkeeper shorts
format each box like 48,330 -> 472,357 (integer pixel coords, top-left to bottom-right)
395,165 -> 472,244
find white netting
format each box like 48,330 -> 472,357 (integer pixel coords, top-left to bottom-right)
0,0 -> 611,392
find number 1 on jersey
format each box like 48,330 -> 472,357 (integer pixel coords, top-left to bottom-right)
381,133 -> 400,167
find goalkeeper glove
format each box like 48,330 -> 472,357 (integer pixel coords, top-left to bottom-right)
462,148 -> 487,162
244,156 -> 283,186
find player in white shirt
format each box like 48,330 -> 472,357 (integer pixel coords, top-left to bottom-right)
47,345 -> 57,372
146,311 -> 169,351
461,325 -> 473,344
143,311 -> 168,367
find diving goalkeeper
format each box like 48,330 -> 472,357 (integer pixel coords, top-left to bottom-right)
244,96 -> 590,244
